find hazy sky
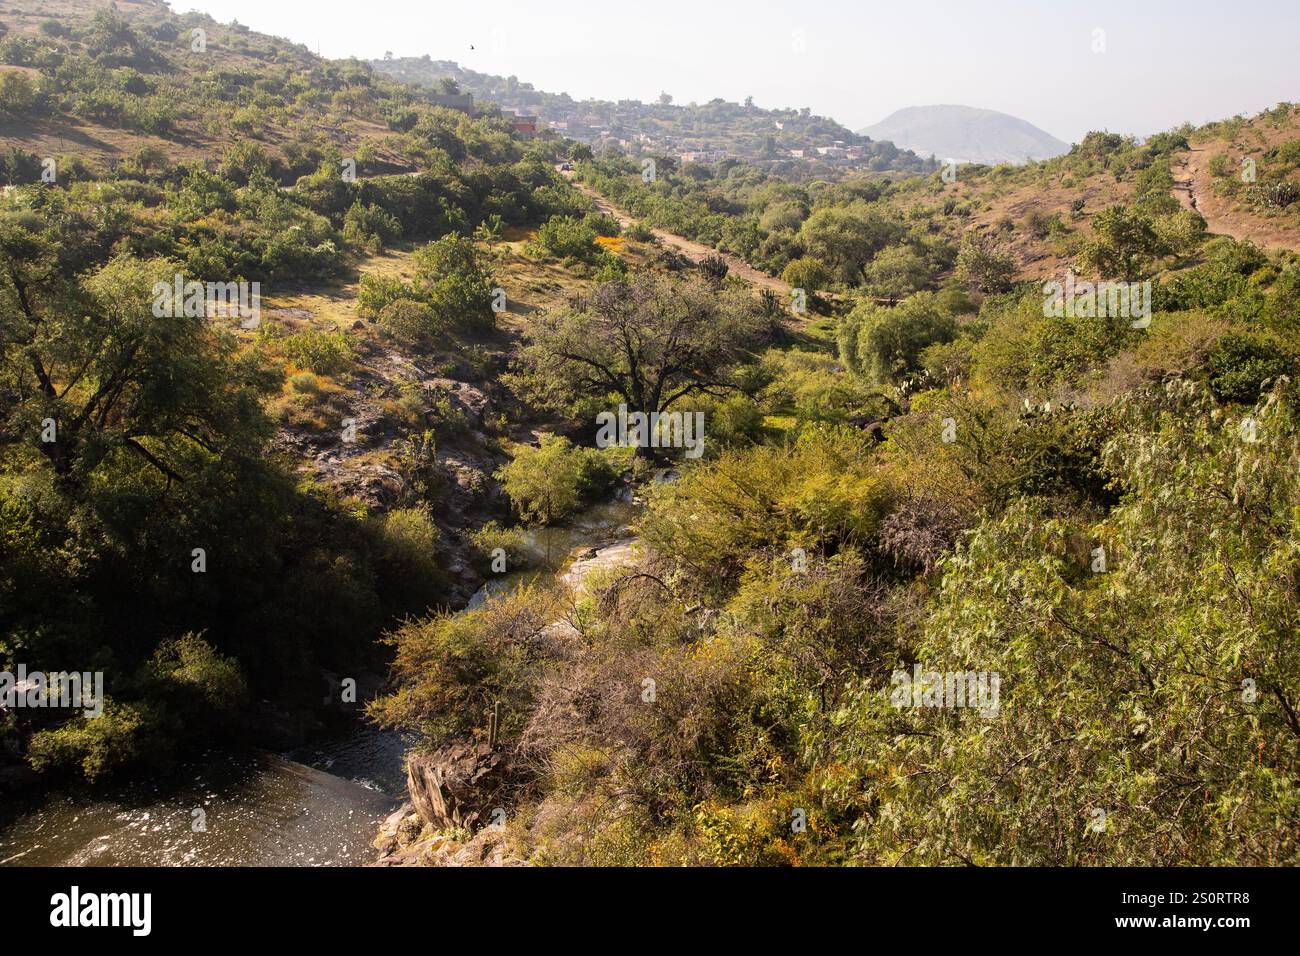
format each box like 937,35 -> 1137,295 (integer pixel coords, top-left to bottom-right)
181,0 -> 1298,143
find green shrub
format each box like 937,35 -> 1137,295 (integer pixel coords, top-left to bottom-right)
282,329 -> 355,375
378,297 -> 440,345
495,435 -> 619,526
1204,332 -> 1292,403
144,633 -> 249,732
529,215 -> 600,261
970,290 -> 1138,392
342,201 -> 402,250
759,348 -> 873,423
411,234 -> 496,333
1262,268 -> 1300,337
694,392 -> 766,448
371,507 -> 444,612
367,585 -> 562,742
955,233 -> 1016,292
780,257 -> 833,292
838,291 -> 958,386
864,245 -> 930,300
1076,204 -> 1163,279
582,211 -> 621,237
469,520 -> 532,573
27,700 -> 164,783
625,222 -> 655,243
357,272 -> 407,320
694,799 -> 791,866
639,425 -> 891,593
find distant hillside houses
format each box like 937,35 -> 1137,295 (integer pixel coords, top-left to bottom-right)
787,144 -> 866,163
506,111 -> 538,138
680,149 -> 729,163
428,92 -> 474,113
370,56 -> 939,176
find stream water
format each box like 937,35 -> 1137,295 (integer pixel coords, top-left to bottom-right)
0,726 -> 412,867
0,496 -> 641,868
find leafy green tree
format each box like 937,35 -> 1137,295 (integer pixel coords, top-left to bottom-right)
864,245 -> 930,300
798,204 -> 901,284
0,69 -> 37,115
1077,204 -> 1164,279
780,256 -> 832,292
495,434 -> 615,525
378,297 -> 439,345
840,382 -> 1300,865
410,233 -> 495,332
0,230 -> 274,488
517,273 -> 767,433
529,214 -> 600,261
838,291 -> 957,387
759,199 -> 809,233
955,232 -> 1016,293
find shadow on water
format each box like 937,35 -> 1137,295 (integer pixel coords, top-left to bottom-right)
0,738 -> 400,868
0,724 -> 409,867
0,491 -> 648,867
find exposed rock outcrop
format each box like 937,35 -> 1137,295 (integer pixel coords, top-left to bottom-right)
373,748 -> 527,866
406,742 -> 514,832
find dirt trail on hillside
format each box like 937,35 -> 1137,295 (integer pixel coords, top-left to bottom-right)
565,176 -> 793,296
1172,147 -> 1300,252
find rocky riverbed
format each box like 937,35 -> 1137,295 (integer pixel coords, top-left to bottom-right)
372,529 -> 643,867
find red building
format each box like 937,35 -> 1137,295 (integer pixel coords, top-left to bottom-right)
508,113 -> 538,138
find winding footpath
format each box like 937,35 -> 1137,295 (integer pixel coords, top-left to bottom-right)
564,173 -> 795,297
1172,147 -> 1300,252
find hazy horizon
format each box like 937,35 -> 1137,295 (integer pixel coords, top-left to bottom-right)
175,0 -> 1298,144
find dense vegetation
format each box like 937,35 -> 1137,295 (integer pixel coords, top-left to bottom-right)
574,127 -> 1223,295
375,224 -> 1300,865
3,1 -> 1299,868
372,107 -> 1300,863
0,0 -> 582,781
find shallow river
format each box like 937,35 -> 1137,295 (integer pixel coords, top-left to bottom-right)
0,724 -> 411,867
0,495 -> 641,867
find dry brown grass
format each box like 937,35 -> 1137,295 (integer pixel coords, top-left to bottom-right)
1176,105 -> 1300,252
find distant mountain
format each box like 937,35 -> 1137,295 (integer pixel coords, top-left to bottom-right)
857,105 -> 1070,165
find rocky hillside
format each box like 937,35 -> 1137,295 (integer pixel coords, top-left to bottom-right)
1170,102 -> 1300,251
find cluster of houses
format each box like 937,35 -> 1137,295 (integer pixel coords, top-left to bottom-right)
426,91 -> 537,139
544,116 -> 641,150
787,142 -> 871,162
541,119 -> 868,169
426,88 -> 873,169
